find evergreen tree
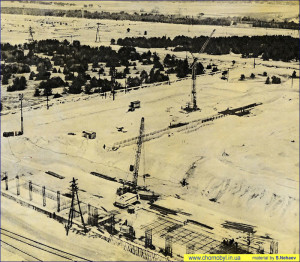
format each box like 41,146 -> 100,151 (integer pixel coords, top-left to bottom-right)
34,88 -> 41,97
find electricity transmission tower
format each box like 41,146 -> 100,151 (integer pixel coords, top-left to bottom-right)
95,23 -> 101,42
28,26 -> 34,42
65,178 -> 87,235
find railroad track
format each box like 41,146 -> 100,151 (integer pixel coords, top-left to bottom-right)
0,228 -> 91,261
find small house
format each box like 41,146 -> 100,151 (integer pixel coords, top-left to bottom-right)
82,131 -> 96,139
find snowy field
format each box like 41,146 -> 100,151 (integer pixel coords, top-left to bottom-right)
1,13 -> 298,47
1,0 -> 299,22
1,57 -> 299,253
1,1 -> 299,259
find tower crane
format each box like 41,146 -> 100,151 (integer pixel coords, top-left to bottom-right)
132,117 -> 144,187
116,117 -> 145,196
184,29 -> 216,112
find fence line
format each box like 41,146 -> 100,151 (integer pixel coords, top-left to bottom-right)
109,235 -> 169,261
112,113 -> 228,149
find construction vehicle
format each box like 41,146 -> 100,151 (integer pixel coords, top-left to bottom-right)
119,220 -> 136,240
114,192 -> 140,208
115,117 -> 159,204
183,29 -> 216,112
128,100 -> 141,112
115,117 -> 144,198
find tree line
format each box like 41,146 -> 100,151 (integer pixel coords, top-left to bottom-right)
2,6 -> 298,30
117,35 -> 299,62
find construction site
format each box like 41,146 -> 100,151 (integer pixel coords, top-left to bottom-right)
1,1 -> 299,261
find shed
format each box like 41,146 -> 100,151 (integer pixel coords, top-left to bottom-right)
82,131 -> 96,139
129,100 -> 141,110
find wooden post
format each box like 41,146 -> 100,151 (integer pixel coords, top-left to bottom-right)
57,191 -> 60,212
88,204 -> 91,225
42,186 -> 46,207
4,172 -> 8,190
29,180 -> 32,201
16,175 -> 20,195
165,235 -> 173,257
145,229 -> 152,248
94,207 -> 98,226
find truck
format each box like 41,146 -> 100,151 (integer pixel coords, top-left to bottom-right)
114,192 -> 140,208
128,100 -> 141,112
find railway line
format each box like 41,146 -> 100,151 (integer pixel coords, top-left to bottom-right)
0,228 -> 91,261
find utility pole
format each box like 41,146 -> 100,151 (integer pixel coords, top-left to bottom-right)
16,175 -> 20,196
19,94 -> 24,134
4,172 -> 8,190
191,63 -> 197,110
111,68 -> 116,101
65,178 -> 87,235
227,68 -> 229,82
42,186 -> 46,207
46,94 -> 49,110
29,180 -> 32,201
57,191 -> 60,212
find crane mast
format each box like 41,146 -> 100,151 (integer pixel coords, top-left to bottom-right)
189,29 -> 216,111
132,117 -> 144,187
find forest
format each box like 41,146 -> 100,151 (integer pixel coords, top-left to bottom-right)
1,40 -> 174,95
117,35 -> 299,62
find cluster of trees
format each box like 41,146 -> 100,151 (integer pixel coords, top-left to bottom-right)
117,35 -> 299,62
266,76 -> 281,84
35,40 -> 143,69
89,76 -> 121,93
126,68 -> 169,87
1,43 -> 55,92
35,76 -> 67,96
1,61 -> 30,86
7,76 -> 27,92
164,54 -> 204,78
2,6 -> 298,29
1,43 -> 53,68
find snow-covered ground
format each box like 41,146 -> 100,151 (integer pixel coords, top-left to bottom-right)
1,197 -> 141,261
1,13 -> 298,47
1,0 -> 299,22
1,56 -> 299,255
1,2 -> 299,259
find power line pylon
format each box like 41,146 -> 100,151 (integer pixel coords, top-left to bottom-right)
28,26 -> 34,43
95,23 -> 101,42
65,177 -> 87,235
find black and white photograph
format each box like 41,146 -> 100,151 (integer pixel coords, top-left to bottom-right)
0,0 -> 299,261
